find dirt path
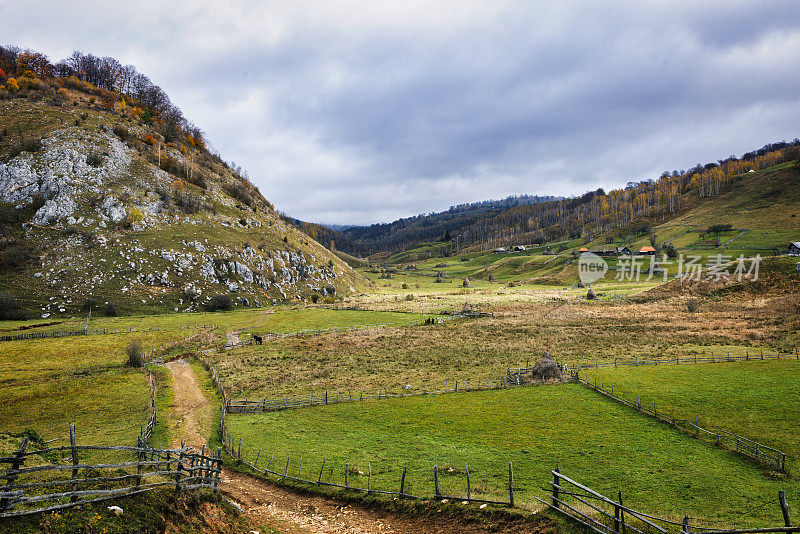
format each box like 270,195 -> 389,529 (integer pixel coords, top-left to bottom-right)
166,359 -> 213,449
225,329 -> 242,345
166,358 -> 535,533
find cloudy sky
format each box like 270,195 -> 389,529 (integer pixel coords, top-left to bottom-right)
4,1 -> 800,225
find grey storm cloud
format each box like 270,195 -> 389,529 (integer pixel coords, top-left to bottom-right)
4,1 -> 800,224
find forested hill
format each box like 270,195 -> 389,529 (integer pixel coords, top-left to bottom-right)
308,141 -> 800,257
292,194 -> 562,256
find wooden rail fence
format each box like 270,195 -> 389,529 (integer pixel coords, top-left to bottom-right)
139,368 -> 158,446
573,374 -> 786,471
567,348 -> 799,374
0,323 -> 218,343
536,467 -> 797,534
225,373 -> 570,413
197,353 -> 797,529
0,424 -> 221,518
198,353 -> 517,505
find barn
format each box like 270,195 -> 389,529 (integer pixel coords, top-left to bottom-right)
638,246 -> 657,256
789,242 -> 800,255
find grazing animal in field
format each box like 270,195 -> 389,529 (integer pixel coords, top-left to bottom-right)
252,334 -> 263,345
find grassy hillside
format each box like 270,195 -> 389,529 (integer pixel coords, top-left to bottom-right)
0,91 -> 367,318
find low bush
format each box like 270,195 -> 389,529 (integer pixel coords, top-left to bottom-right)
0,292 -> 30,320
173,187 -> 201,214
86,152 -> 103,167
104,302 -> 118,316
205,294 -> 233,312
686,298 -> 700,313
22,137 -> 42,152
112,125 -> 129,141
81,297 -> 98,311
125,339 -> 144,368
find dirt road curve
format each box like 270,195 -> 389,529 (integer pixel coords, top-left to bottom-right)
166,358 -> 537,533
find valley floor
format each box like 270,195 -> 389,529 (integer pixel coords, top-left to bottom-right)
1,259 -> 798,532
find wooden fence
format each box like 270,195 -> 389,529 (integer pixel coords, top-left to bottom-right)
0,322 -> 218,343
225,373 -> 570,413
197,353 -> 517,505
574,374 -> 786,471
197,353 -> 798,529
536,467 -> 798,534
567,348 -> 799,374
139,368 -> 158,446
0,424 -> 221,518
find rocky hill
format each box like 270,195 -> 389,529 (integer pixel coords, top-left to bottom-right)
0,87 -> 366,318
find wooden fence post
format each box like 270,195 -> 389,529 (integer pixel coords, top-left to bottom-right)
368,462 -> 372,492
619,491 -> 626,534
345,462 -> 349,487
135,435 -> 145,488
460,463 -> 470,501
434,465 -> 440,497
255,449 -> 261,468
682,515 -> 689,534
552,464 -> 560,509
70,423 -> 79,503
284,456 -> 291,478
508,462 -> 514,507
0,436 -> 28,512
318,459 -> 326,483
779,490 -> 792,534
214,449 -> 221,493
175,449 -> 184,492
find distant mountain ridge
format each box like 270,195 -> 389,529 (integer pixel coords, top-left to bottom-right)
297,141 -> 799,258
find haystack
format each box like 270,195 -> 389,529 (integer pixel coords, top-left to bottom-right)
488,273 -> 495,282
461,301 -> 473,314
532,351 -> 562,381
586,288 -> 597,300
462,277 -> 471,288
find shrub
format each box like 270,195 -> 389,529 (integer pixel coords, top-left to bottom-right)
310,293 -> 320,303
126,206 -> 144,226
81,298 -> 98,311
22,137 -> 42,152
86,152 -> 103,167
706,224 -> 733,235
5,77 -> 19,93
205,295 -> 233,312
686,298 -> 700,313
112,125 -> 129,141
125,339 -> 144,368
405,294 -> 415,301
104,302 -> 118,316
401,283 -> 409,289
0,292 -> 30,320
144,134 -> 155,145
173,187 -> 201,214
223,182 -> 254,208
